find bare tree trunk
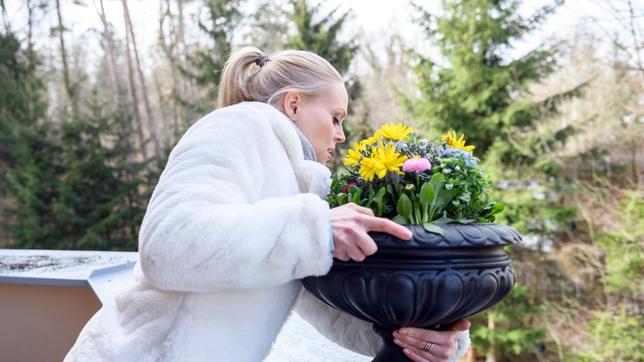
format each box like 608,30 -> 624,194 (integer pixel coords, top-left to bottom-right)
97,0 -> 142,159
151,61 -> 171,146
26,0 -> 34,54
122,0 -> 163,158
159,0 -> 181,139
123,12 -> 145,160
176,0 -> 199,123
626,0 -> 644,87
54,0 -> 78,119
485,314 -> 497,362
1,0 -> 8,33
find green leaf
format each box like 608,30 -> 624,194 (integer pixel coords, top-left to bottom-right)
397,193 -> 412,220
433,216 -> 455,224
420,181 -> 435,208
430,173 -> 446,193
338,193 -> 349,205
376,187 -> 387,199
392,215 -> 407,224
423,223 -> 445,236
492,202 -> 505,214
386,184 -> 395,197
352,192 -> 361,204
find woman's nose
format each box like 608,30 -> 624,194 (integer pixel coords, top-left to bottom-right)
335,128 -> 346,143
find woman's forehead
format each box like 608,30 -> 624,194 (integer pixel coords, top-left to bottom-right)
325,83 -> 348,111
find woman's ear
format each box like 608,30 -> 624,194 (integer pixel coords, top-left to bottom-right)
282,91 -> 301,120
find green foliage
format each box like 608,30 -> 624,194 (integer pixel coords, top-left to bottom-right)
408,0 -> 582,165
555,189 -> 643,360
596,190 -> 644,294
286,0 -> 357,75
284,0 -> 368,172
0,30 -> 156,250
434,154 -> 500,221
569,307 -> 644,362
471,283 -> 546,357
569,189 -> 644,362
0,31 -> 48,167
328,130 -> 503,229
490,180 -> 577,235
176,0 -> 243,113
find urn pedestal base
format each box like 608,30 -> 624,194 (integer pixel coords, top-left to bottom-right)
303,224 -> 522,362
372,325 -> 407,362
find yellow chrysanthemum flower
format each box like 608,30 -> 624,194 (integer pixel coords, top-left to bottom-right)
359,143 -> 408,181
377,123 -> 416,141
343,147 -> 362,167
361,134 -> 380,147
359,157 -> 378,181
353,141 -> 367,153
441,131 -> 475,152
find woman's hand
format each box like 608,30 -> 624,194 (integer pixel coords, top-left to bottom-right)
329,202 -> 412,262
392,320 -> 471,362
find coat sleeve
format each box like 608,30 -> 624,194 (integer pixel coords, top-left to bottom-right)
294,289 -> 472,361
138,110 -> 334,293
293,289 -> 383,357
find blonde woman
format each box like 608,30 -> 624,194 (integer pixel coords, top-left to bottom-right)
65,47 -> 471,362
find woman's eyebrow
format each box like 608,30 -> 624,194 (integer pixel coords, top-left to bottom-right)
335,108 -> 346,118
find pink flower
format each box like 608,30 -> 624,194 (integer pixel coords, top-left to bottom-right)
343,182 -> 358,192
402,158 -> 431,173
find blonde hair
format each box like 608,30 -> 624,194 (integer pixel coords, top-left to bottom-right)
217,46 -> 344,109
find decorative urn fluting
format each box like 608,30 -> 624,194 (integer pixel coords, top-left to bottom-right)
302,223 -> 521,362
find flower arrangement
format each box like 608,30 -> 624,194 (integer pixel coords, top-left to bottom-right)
329,123 -> 505,235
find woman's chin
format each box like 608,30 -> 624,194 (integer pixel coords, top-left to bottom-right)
325,152 -> 334,164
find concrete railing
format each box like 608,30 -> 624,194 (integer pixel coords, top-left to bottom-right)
0,249 -> 374,362
0,249 -> 137,362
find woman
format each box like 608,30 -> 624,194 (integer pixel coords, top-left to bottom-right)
65,47 -> 470,362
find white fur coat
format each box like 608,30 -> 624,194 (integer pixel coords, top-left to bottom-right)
64,101 -> 469,361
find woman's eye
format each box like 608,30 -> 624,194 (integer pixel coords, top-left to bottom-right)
333,117 -> 341,125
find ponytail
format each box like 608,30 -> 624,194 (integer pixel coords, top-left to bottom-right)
217,46 -> 264,108
217,46 -> 343,110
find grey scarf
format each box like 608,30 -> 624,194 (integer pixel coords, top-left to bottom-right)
291,123 -> 317,162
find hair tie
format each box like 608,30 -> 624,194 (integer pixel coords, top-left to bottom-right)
255,54 -> 271,68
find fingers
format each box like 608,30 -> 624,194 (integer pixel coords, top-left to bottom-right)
345,202 -> 375,217
355,231 -> 378,256
345,242 -> 366,262
397,328 -> 451,346
362,216 -> 413,240
449,319 -> 471,331
393,328 -> 456,362
335,238 -> 375,262
402,347 -> 434,362
332,249 -> 349,262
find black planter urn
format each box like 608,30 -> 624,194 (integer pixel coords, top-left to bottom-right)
302,223 -> 521,362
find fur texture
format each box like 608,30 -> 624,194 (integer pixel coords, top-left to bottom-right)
64,101 -> 470,361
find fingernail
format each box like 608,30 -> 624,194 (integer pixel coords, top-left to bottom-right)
403,349 -> 410,355
394,338 -> 401,345
399,328 -> 407,335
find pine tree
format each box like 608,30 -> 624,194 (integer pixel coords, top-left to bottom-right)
408,0 -> 583,168
175,0 -> 243,114
286,0 -> 357,75
285,0 -> 369,171
0,30 -> 152,250
407,1 -> 586,360
0,31 -> 58,248
49,90 -> 151,250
